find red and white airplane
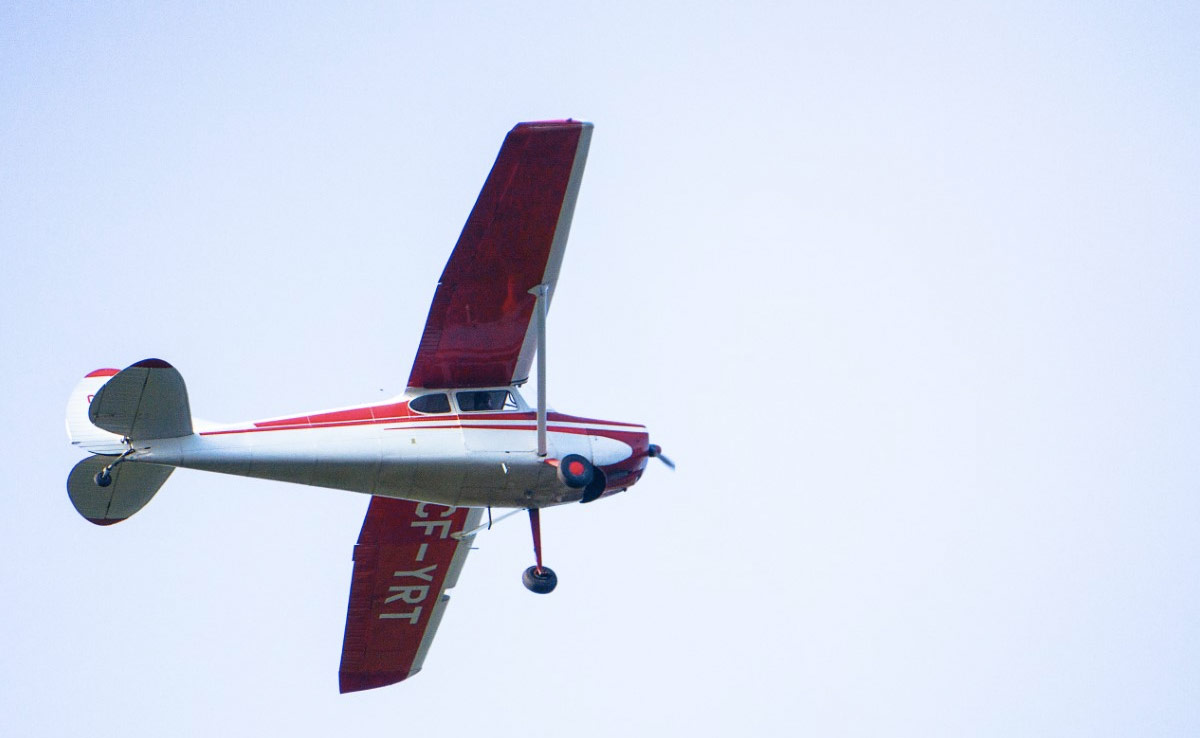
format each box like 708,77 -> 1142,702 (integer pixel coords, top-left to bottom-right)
64,120 -> 671,693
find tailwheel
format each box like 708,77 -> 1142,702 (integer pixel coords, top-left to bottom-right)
522,565 -> 558,594
523,507 -> 557,594
93,445 -> 135,488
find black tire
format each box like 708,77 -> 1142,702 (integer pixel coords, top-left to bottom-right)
557,454 -> 594,489
522,565 -> 558,594
94,470 -> 112,488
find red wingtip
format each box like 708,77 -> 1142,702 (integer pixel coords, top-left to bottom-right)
131,358 -> 173,369
338,669 -> 413,694
513,119 -> 587,130
85,368 -> 120,378
86,517 -> 125,526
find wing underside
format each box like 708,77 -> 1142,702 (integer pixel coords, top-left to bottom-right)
338,497 -> 482,693
407,120 -> 592,389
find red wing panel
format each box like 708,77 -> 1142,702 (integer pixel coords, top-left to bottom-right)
407,120 -> 592,389
338,497 -> 480,693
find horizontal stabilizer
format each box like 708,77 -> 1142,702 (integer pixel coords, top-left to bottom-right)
89,359 -> 193,440
67,457 -> 172,525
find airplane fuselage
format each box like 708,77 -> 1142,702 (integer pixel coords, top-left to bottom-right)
129,398 -> 649,508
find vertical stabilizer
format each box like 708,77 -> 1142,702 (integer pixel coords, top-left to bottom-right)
65,369 -> 126,455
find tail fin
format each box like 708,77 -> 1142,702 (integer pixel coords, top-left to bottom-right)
65,368 -> 127,455
67,456 -> 172,525
65,359 -> 190,525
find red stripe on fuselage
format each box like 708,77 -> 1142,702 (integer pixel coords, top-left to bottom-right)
199,406 -> 643,436
201,420 -> 645,446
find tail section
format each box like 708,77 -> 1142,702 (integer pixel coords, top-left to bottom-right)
65,358 -> 192,525
67,456 -> 172,525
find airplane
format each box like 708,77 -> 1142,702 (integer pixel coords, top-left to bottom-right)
63,120 -> 672,693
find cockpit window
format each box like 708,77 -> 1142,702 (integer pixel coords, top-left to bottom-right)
456,390 -> 518,412
409,393 -> 451,414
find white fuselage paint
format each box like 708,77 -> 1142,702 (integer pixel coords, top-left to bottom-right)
128,421 -> 636,508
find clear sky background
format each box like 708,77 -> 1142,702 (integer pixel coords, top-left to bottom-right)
2,2 -> 1198,736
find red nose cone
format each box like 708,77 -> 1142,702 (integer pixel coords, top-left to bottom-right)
568,460 -> 586,476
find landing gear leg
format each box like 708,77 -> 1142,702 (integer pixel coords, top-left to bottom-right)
521,508 -> 557,594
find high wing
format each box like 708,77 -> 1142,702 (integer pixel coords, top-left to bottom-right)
407,120 -> 593,389
338,497 -> 483,693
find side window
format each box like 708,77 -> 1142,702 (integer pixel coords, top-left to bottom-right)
456,390 -> 515,412
409,393 -> 450,414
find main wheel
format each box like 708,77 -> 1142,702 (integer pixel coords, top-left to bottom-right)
522,565 -> 558,594
94,470 -> 112,488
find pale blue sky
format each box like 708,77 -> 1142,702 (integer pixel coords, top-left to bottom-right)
3,3 -> 1198,736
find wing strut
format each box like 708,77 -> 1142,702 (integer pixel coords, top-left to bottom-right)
453,508 -> 523,539
529,283 -> 549,456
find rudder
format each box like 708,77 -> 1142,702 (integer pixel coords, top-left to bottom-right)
65,368 -> 126,455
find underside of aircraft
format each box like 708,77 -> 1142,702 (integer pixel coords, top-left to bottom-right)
65,120 -> 671,692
